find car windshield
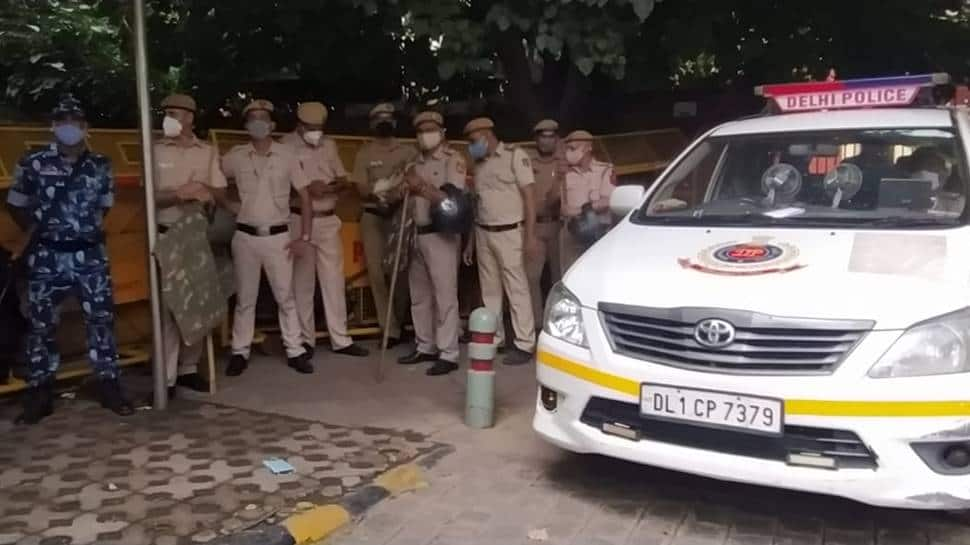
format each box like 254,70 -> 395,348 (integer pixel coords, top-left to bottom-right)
635,127 -> 967,228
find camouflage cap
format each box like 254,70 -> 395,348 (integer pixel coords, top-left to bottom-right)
413,111 -> 444,128
565,130 -> 595,143
161,94 -> 197,113
51,94 -> 85,120
463,117 -> 495,136
242,99 -> 274,117
297,102 -> 328,125
533,119 -> 559,134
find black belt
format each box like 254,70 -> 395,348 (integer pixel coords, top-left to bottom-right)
290,207 -> 335,217
158,225 -> 170,234
476,222 -> 522,233
536,214 -> 560,223
417,225 -> 437,235
236,223 -> 288,237
38,238 -> 102,252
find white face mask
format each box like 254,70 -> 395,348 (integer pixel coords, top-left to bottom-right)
915,170 -> 941,190
302,130 -> 323,146
162,116 -> 183,138
417,131 -> 442,151
565,149 -> 586,166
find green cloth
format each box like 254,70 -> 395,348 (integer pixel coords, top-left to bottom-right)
155,206 -> 228,346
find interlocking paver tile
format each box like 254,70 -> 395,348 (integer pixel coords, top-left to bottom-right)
42,512 -> 128,545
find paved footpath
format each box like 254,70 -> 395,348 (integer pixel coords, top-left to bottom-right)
3,339 -> 970,544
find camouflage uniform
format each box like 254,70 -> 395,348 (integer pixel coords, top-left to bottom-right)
7,144 -> 119,386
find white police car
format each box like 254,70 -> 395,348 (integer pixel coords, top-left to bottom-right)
534,74 -> 970,509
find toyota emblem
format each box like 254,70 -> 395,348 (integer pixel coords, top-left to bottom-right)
694,319 -> 736,348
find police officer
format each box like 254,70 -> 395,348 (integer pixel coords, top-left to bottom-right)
153,93 -> 228,397
462,117 -> 537,366
221,99 -> 315,376
525,119 -> 565,329
281,102 -> 368,358
394,111 -> 467,376
350,104 -> 417,347
6,96 -> 134,424
560,130 -> 616,273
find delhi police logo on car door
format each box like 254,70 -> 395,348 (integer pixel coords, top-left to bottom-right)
694,318 -> 736,348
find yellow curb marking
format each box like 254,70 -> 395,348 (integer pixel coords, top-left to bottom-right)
374,463 -> 428,496
284,505 -> 350,545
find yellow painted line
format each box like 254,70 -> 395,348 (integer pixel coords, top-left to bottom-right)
284,505 -> 350,545
537,349 -> 970,417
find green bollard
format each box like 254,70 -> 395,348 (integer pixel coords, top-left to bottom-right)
465,307 -> 498,429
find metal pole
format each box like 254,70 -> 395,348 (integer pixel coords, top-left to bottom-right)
132,0 -> 167,409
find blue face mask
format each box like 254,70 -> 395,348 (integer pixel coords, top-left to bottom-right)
53,124 -> 85,146
468,138 -> 488,160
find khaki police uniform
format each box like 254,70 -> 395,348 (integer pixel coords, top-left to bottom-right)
154,94 -> 228,387
280,129 -> 354,350
525,121 -> 565,324
407,121 -> 465,363
561,144 -> 616,274
350,105 -> 417,340
222,140 -> 310,360
467,129 -> 536,353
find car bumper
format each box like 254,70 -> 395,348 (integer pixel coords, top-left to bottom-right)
534,337 -> 970,510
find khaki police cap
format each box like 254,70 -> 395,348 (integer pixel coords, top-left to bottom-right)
161,94 -> 197,113
242,99 -> 274,117
369,103 -> 396,119
463,117 -> 495,136
533,119 -> 559,134
565,130 -> 594,143
297,102 -> 328,125
413,111 -> 444,128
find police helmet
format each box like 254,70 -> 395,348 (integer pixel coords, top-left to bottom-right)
430,183 -> 473,234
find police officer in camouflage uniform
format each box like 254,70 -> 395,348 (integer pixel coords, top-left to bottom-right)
6,96 -> 134,424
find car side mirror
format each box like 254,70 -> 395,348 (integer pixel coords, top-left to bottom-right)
610,185 -> 646,218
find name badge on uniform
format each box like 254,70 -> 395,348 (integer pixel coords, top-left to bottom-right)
369,160 -> 384,167
158,162 -> 175,169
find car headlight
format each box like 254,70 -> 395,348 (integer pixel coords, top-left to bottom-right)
543,283 -> 588,348
869,309 -> 970,378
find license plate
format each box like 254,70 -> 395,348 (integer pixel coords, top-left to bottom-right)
640,383 -> 784,436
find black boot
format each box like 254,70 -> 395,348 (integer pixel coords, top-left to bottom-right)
288,354 -> 314,374
226,354 -> 248,377
426,359 -> 459,376
98,378 -> 134,416
15,379 -> 54,425
302,343 -> 315,359
397,351 -> 437,365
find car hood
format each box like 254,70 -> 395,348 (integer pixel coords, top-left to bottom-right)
564,223 -> 970,330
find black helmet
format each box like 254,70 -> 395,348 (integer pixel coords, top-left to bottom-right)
567,203 -> 606,246
431,183 -> 473,234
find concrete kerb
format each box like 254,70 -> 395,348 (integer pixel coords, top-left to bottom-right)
211,453 -> 447,545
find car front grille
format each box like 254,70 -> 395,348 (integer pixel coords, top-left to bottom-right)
599,304 -> 872,375
581,397 -> 878,469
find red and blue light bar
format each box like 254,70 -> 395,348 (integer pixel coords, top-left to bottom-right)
755,73 -> 950,113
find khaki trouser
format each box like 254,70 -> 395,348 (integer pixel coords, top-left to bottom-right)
230,231 -> 304,359
161,305 -> 204,387
359,212 -> 404,339
475,226 -> 535,352
559,224 -> 587,277
526,220 -> 561,326
290,215 -> 352,350
409,231 -> 461,362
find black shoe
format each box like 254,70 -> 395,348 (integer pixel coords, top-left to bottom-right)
426,359 -> 459,376
288,355 -> 314,374
226,355 -> 248,377
167,386 -> 176,401
302,343 -> 315,359
397,351 -> 437,365
334,343 -> 369,357
15,379 -> 54,425
98,378 -> 134,416
176,373 -> 210,393
503,348 -> 533,366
